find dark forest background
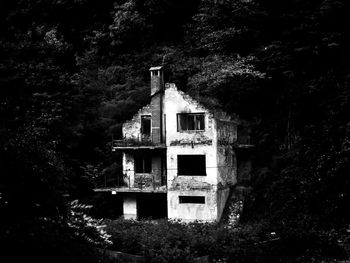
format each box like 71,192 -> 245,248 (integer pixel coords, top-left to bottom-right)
1,0 -> 350,262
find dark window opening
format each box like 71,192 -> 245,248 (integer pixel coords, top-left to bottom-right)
135,155 -> 152,173
137,193 -> 167,219
141,115 -> 151,137
179,196 -> 205,204
177,113 -> 205,131
178,155 -> 206,175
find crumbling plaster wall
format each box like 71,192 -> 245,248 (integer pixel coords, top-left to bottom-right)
122,152 -> 163,188
168,190 -> 218,222
123,153 -> 135,187
122,104 -> 153,189
215,120 -> 238,220
151,155 -> 162,186
216,119 -> 238,187
123,104 -> 152,139
164,84 -> 218,189
216,188 -> 230,221
217,120 -> 237,144
164,84 -> 215,146
120,83 -> 238,221
164,84 -> 220,221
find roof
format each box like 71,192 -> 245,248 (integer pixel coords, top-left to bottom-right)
149,66 -> 163,71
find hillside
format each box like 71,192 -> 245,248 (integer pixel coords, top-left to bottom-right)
1,0 -> 350,262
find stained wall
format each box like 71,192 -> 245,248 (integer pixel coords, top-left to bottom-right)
119,83 -> 238,222
123,104 -> 152,140
164,84 -> 220,221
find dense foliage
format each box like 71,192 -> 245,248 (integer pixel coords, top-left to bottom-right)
105,219 -> 346,263
1,0 -> 350,261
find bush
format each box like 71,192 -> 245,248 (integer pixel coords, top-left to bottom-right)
104,219 -> 348,263
105,219 -> 265,262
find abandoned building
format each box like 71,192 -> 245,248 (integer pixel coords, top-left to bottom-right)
95,66 -> 252,222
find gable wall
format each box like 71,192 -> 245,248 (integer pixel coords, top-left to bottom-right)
164,84 -> 219,221
163,84 -> 218,187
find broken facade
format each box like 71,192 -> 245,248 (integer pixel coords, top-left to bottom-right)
108,66 -> 243,222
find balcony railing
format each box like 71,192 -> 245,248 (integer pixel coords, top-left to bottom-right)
133,173 -> 165,190
94,172 -> 167,193
112,135 -> 166,149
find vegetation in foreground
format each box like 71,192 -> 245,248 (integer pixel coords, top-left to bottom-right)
104,218 -> 348,263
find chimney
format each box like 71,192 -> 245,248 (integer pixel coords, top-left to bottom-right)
149,66 -> 164,144
150,66 -> 164,96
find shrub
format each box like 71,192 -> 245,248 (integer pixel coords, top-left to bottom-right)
104,219 -> 348,263
105,219 -> 265,262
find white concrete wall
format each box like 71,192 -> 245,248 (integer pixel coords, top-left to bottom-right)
164,84 -> 218,185
167,146 -> 217,186
164,84 -> 215,146
164,84 -> 220,221
168,190 -> 217,222
123,194 -> 137,219
123,153 -> 135,187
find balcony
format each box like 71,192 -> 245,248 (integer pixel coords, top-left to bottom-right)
112,136 -> 166,151
94,173 -> 167,193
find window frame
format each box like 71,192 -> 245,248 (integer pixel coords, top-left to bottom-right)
177,113 -> 205,132
140,115 -> 151,137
